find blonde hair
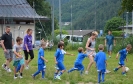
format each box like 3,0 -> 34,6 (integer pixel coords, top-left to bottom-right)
91,31 -> 98,36
98,44 -> 104,50
26,29 -> 32,34
78,47 -> 84,53
41,42 -> 46,46
126,44 -> 132,49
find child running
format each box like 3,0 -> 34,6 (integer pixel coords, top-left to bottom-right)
13,37 -> 25,79
114,44 -> 132,76
54,42 -> 73,80
68,47 -> 93,75
32,42 -> 48,79
95,44 -> 107,83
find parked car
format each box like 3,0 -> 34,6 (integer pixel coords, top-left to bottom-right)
34,40 -> 41,49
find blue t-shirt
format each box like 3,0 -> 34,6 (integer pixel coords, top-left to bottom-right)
38,47 -> 44,64
119,49 -> 128,62
95,51 -> 107,70
55,48 -> 65,63
106,35 -> 114,45
75,53 -> 87,64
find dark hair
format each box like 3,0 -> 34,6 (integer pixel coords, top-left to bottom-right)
16,37 -> 23,42
108,30 -> 112,32
26,29 -> 32,34
58,42 -> 64,48
6,26 -> 10,29
78,47 -> 83,53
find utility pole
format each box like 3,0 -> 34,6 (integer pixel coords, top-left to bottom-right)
52,0 -> 54,41
95,0 -> 97,31
59,0 -> 62,40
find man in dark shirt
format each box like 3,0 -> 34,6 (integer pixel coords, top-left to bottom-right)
1,26 -> 13,72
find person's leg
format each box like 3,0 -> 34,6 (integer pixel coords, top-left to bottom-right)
24,50 -> 29,67
27,50 -> 34,64
108,45 -> 113,58
33,65 -> 41,77
122,66 -> 126,76
68,63 -> 78,73
101,72 -> 105,82
80,64 -> 84,75
98,71 -> 101,83
16,63 -> 21,72
114,65 -> 122,71
13,61 -> 19,79
86,55 -> 94,72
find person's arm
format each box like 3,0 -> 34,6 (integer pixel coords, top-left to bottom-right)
1,40 -> 6,52
113,37 -> 116,46
116,52 -> 120,59
105,61 -> 107,67
85,38 -> 94,50
41,56 -> 48,62
105,36 -> 107,46
65,52 -> 74,56
54,57 -> 57,64
13,51 -> 23,58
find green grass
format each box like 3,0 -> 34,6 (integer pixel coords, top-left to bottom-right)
0,49 -> 133,84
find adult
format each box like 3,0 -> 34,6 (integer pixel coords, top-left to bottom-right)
23,29 -> 34,70
1,26 -> 13,72
85,31 -> 98,74
105,30 -> 116,58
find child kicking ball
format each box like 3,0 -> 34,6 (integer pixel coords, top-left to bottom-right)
114,44 -> 132,76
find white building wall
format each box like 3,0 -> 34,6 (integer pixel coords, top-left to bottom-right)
124,29 -> 132,34
0,24 -> 35,44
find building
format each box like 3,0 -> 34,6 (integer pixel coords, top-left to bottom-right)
0,0 -> 49,43
66,30 -> 94,36
119,24 -> 133,34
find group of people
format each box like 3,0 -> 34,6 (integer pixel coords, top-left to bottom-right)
0,26 -> 132,84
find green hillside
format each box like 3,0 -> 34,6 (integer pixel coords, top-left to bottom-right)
47,0 -> 130,30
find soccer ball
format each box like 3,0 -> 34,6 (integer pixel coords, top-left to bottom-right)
125,67 -> 129,72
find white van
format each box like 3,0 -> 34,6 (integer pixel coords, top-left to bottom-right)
56,34 -> 83,44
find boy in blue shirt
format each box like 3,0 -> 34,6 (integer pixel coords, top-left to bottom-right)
32,42 -> 48,79
114,44 -> 132,76
95,44 -> 107,83
68,47 -> 93,75
54,42 -> 73,80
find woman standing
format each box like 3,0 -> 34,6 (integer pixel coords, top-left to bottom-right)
23,29 -> 34,70
85,31 -> 98,74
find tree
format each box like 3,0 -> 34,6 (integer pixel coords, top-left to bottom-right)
27,0 -> 59,40
119,0 -> 133,14
104,17 -> 125,33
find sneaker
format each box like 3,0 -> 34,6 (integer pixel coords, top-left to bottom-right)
55,75 -> 61,80
7,68 -> 12,72
2,64 -> 7,70
19,76 -> 23,79
105,70 -> 111,74
25,65 -> 29,70
14,76 -> 17,79
113,68 -> 117,72
109,56 -> 111,58
122,74 -> 127,76
31,74 -> 35,79
85,71 -> 88,74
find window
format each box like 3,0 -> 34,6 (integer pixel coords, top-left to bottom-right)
71,36 -> 83,42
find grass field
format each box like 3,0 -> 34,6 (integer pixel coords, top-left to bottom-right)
0,49 -> 133,84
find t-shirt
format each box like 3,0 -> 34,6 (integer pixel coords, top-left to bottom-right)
106,35 -> 114,45
75,53 -> 87,64
13,44 -> 23,61
95,51 -> 107,70
23,35 -> 32,50
1,32 -> 12,49
38,47 -> 44,64
55,48 -> 65,62
119,49 -> 128,62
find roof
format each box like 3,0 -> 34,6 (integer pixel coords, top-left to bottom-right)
0,0 -> 49,21
66,30 -> 93,36
119,24 -> 133,29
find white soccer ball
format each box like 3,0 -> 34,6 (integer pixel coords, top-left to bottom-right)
125,67 -> 129,72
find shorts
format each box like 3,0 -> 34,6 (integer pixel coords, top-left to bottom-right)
4,49 -> 13,59
118,61 -> 125,67
56,62 -> 65,71
13,61 -> 20,67
38,64 -> 46,71
74,62 -> 84,71
107,44 -> 113,51
86,51 -> 96,57
97,69 -> 106,73
20,58 -> 25,65
23,50 -> 34,60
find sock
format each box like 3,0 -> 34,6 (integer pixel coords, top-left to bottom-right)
98,72 -> 101,83
54,72 -> 58,77
33,70 -> 40,77
101,73 -> 105,82
80,70 -> 84,75
20,73 -> 23,76
42,71 -> 45,78
58,72 -> 63,76
114,68 -> 119,71
68,68 -> 76,73
15,74 -> 17,77
122,72 -> 126,75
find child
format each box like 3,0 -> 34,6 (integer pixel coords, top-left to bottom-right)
114,44 -> 132,76
32,42 -> 48,79
68,47 -> 93,75
95,44 -> 107,83
13,37 -> 25,79
54,42 -> 73,80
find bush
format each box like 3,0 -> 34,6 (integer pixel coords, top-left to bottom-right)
112,31 -> 123,37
